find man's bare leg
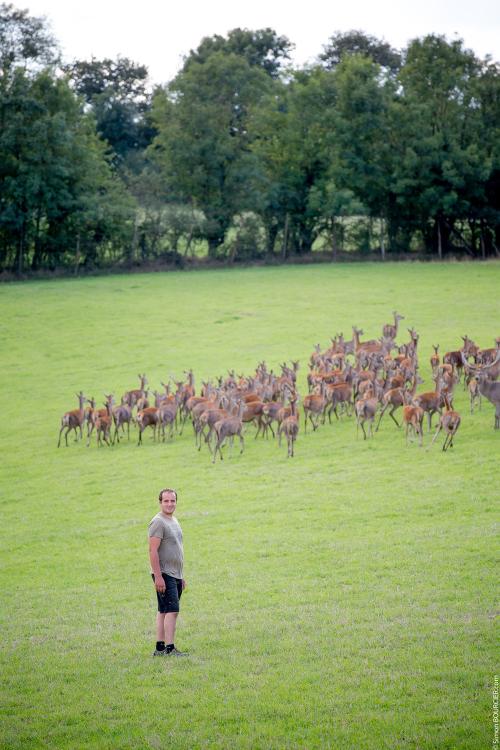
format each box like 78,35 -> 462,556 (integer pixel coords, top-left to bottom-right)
164,612 -> 178,644
156,612 -> 166,641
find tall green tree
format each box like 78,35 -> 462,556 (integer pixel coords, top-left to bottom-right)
183,27 -> 293,79
65,56 -> 154,163
150,51 -> 271,257
330,54 -> 395,256
320,30 -> 401,73
394,35 -> 491,256
251,66 -> 338,255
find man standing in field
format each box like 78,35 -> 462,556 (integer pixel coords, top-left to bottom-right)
148,488 -> 188,657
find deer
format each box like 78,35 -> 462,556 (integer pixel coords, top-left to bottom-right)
58,391 -> 87,447
212,401 -> 245,463
383,312 -> 404,340
278,392 -> 299,458
354,388 -> 379,440
257,400 -> 284,439
467,377 -> 481,414
402,390 -> 424,447
462,352 -> 500,428
430,345 -> 440,374
122,374 -> 148,409
153,391 -> 179,442
136,406 -> 160,445
95,399 -> 113,447
198,403 -> 231,450
414,378 -> 445,431
111,400 -> 133,444
303,381 -> 327,433
86,394 -> 114,446
431,397 -> 461,451
325,381 -> 353,421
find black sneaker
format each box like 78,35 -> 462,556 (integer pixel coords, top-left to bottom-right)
153,648 -> 168,657
166,647 -> 189,657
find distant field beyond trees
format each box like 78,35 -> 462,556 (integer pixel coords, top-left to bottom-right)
1,6 -> 499,275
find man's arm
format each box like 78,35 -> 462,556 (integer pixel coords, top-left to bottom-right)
149,536 -> 166,593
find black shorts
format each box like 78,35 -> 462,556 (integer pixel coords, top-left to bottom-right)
152,573 -> 182,613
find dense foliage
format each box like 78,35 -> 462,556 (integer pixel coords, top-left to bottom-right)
1,3 -> 499,273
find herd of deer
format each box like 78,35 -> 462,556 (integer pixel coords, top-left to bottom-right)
57,312 -> 500,460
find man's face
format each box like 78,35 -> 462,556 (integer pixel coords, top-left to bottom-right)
160,491 -> 177,516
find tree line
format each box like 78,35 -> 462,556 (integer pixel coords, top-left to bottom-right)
1,4 -> 499,275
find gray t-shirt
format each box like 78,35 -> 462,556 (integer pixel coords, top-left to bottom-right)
148,513 -> 184,579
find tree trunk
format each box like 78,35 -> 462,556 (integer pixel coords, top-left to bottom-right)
282,214 -> 289,261
380,218 -> 385,261
74,233 -> 81,275
331,219 -> 338,262
31,207 -> 43,270
15,221 -> 25,275
437,220 -> 442,260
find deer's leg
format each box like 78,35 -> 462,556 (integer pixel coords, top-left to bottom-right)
375,405 -> 385,431
389,406 -> 400,428
431,423 -> 442,445
239,433 -> 244,454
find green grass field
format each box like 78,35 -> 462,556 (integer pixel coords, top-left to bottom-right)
1,262 -> 498,749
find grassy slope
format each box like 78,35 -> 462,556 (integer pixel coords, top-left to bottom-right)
0,262 -> 498,749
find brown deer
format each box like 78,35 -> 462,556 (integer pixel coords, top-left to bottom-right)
430,345 -> 440,374
414,378 -> 445,430
402,391 -> 424,447
383,312 -> 404,340
95,400 -> 113,447
58,391 -> 86,447
212,401 -> 245,463
278,393 -> 299,458
325,382 -> 353,421
122,374 -> 148,409
431,398 -> 461,451
86,394 -> 114,446
354,388 -> 378,440
136,406 -> 160,445
467,377 -> 481,414
463,351 -> 500,430
462,353 -> 500,429
303,381 -> 327,432
111,400 -> 133,444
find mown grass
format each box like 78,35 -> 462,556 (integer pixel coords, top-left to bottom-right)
0,262 -> 498,749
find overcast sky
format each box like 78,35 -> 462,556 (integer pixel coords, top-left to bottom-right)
25,0 -> 500,86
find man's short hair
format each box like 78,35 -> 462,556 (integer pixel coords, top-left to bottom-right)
158,487 -> 177,503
